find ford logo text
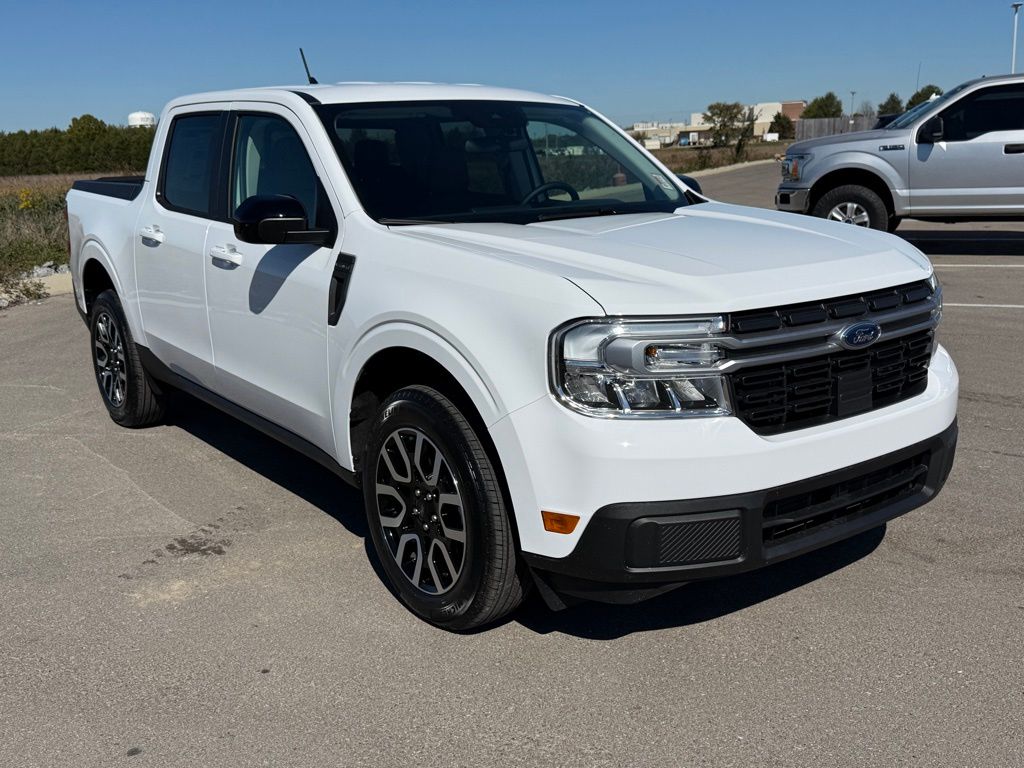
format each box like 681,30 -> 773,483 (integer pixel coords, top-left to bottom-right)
837,321 -> 882,350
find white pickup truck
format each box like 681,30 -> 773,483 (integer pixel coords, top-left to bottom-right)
67,83 -> 958,629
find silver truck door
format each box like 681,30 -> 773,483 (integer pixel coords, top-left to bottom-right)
909,84 -> 1024,216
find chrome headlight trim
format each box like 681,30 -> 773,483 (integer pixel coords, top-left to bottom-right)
550,316 -> 733,419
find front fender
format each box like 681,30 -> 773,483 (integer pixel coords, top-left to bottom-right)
333,321 -> 504,470
809,151 -> 909,216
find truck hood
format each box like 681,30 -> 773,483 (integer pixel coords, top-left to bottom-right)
788,128 -> 911,153
394,202 -> 932,316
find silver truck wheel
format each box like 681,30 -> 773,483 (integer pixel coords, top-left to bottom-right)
812,184 -> 889,231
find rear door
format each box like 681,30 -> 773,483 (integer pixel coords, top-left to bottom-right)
203,105 -> 342,451
135,107 -> 228,385
909,84 -> 1024,215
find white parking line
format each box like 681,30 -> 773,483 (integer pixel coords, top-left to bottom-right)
934,264 -> 1024,268
945,303 -> 1024,308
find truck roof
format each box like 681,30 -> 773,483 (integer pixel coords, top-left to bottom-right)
165,82 -> 581,112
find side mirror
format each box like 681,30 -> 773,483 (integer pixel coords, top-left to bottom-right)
676,174 -> 703,195
918,116 -> 944,144
233,194 -> 331,245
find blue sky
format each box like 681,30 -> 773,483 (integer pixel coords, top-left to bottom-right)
0,0 -> 1016,131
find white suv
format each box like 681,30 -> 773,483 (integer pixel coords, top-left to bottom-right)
67,83 -> 959,629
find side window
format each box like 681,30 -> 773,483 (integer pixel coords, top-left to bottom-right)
160,113 -> 222,216
941,86 -> 1024,142
230,113 -> 334,230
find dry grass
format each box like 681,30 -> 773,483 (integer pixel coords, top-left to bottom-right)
652,142 -> 790,174
0,174 -> 116,302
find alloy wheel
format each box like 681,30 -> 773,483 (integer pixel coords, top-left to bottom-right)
93,311 -> 127,407
827,202 -> 871,226
374,428 -> 467,595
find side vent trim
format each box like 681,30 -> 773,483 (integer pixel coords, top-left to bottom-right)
328,253 -> 356,326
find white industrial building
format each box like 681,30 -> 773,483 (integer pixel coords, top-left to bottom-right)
630,101 -> 805,147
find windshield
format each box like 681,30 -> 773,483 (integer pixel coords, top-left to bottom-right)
887,84 -> 968,129
314,100 -> 688,224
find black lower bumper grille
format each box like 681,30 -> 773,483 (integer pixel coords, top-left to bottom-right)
732,329 -> 934,434
762,451 -> 930,545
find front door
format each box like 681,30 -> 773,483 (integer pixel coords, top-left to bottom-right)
135,108 -> 228,387
203,107 -> 342,451
909,84 -> 1024,215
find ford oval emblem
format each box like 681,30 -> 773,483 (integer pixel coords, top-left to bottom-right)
838,321 -> 882,350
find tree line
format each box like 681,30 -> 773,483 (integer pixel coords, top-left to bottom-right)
0,115 -> 155,176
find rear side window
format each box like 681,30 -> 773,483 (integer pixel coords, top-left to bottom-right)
160,113 -> 222,216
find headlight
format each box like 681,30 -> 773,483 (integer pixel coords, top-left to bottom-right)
781,153 -> 812,182
928,271 -> 943,327
551,318 -> 733,418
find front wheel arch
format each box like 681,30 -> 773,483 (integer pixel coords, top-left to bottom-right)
809,168 -> 896,221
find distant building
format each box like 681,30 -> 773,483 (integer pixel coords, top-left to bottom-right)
629,98 -> 808,148
128,111 -> 156,128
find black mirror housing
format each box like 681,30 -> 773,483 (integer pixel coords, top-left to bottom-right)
918,116 -> 944,144
233,194 -> 332,245
676,174 -> 703,196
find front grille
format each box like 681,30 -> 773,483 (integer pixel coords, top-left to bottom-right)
729,280 -> 934,335
762,451 -> 930,545
732,329 -> 933,434
724,279 -> 938,435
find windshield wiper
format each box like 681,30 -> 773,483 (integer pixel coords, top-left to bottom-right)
535,207 -> 619,223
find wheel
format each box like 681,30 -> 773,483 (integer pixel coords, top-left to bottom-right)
887,216 -> 903,233
362,385 -> 527,630
89,290 -> 165,427
812,185 -> 890,231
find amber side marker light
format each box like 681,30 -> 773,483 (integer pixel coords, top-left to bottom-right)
541,511 -> 580,534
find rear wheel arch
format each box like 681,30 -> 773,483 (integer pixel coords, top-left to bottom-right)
81,257 -> 115,316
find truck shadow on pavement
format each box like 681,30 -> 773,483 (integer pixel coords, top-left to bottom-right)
901,229 -> 1024,256
164,390 -> 885,640
513,526 -> 884,639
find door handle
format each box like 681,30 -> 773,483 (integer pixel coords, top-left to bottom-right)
210,245 -> 243,266
139,225 -> 164,243
1004,143 -> 1024,154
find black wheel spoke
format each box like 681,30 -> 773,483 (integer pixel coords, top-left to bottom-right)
374,427 -> 466,596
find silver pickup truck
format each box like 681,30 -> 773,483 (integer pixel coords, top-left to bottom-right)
777,73 -> 1024,231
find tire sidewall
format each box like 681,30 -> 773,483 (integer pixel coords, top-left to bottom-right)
814,185 -> 889,231
361,392 -> 490,626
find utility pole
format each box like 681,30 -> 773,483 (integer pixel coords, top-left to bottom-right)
1013,3 -> 1023,74
849,91 -> 856,130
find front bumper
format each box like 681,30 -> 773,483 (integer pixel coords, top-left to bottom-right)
775,186 -> 810,213
490,345 -> 957,562
524,419 -> 957,603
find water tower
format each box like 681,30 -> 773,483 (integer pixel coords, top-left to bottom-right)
128,111 -> 156,128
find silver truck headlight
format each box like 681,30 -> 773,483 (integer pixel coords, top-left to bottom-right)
781,153 -> 812,182
551,318 -> 732,418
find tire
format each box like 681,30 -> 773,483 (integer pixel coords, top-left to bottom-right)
89,289 -> 165,428
361,385 -> 527,630
812,184 -> 890,231
887,216 -> 903,233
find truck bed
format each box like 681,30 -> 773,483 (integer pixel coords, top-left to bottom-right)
70,176 -> 145,201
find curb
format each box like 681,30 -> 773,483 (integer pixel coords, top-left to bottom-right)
687,158 -> 780,179
37,272 -> 74,297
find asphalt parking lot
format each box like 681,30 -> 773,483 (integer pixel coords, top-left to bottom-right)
3,163 -> 1022,767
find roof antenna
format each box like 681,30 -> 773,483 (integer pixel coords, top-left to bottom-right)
299,48 -> 318,85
